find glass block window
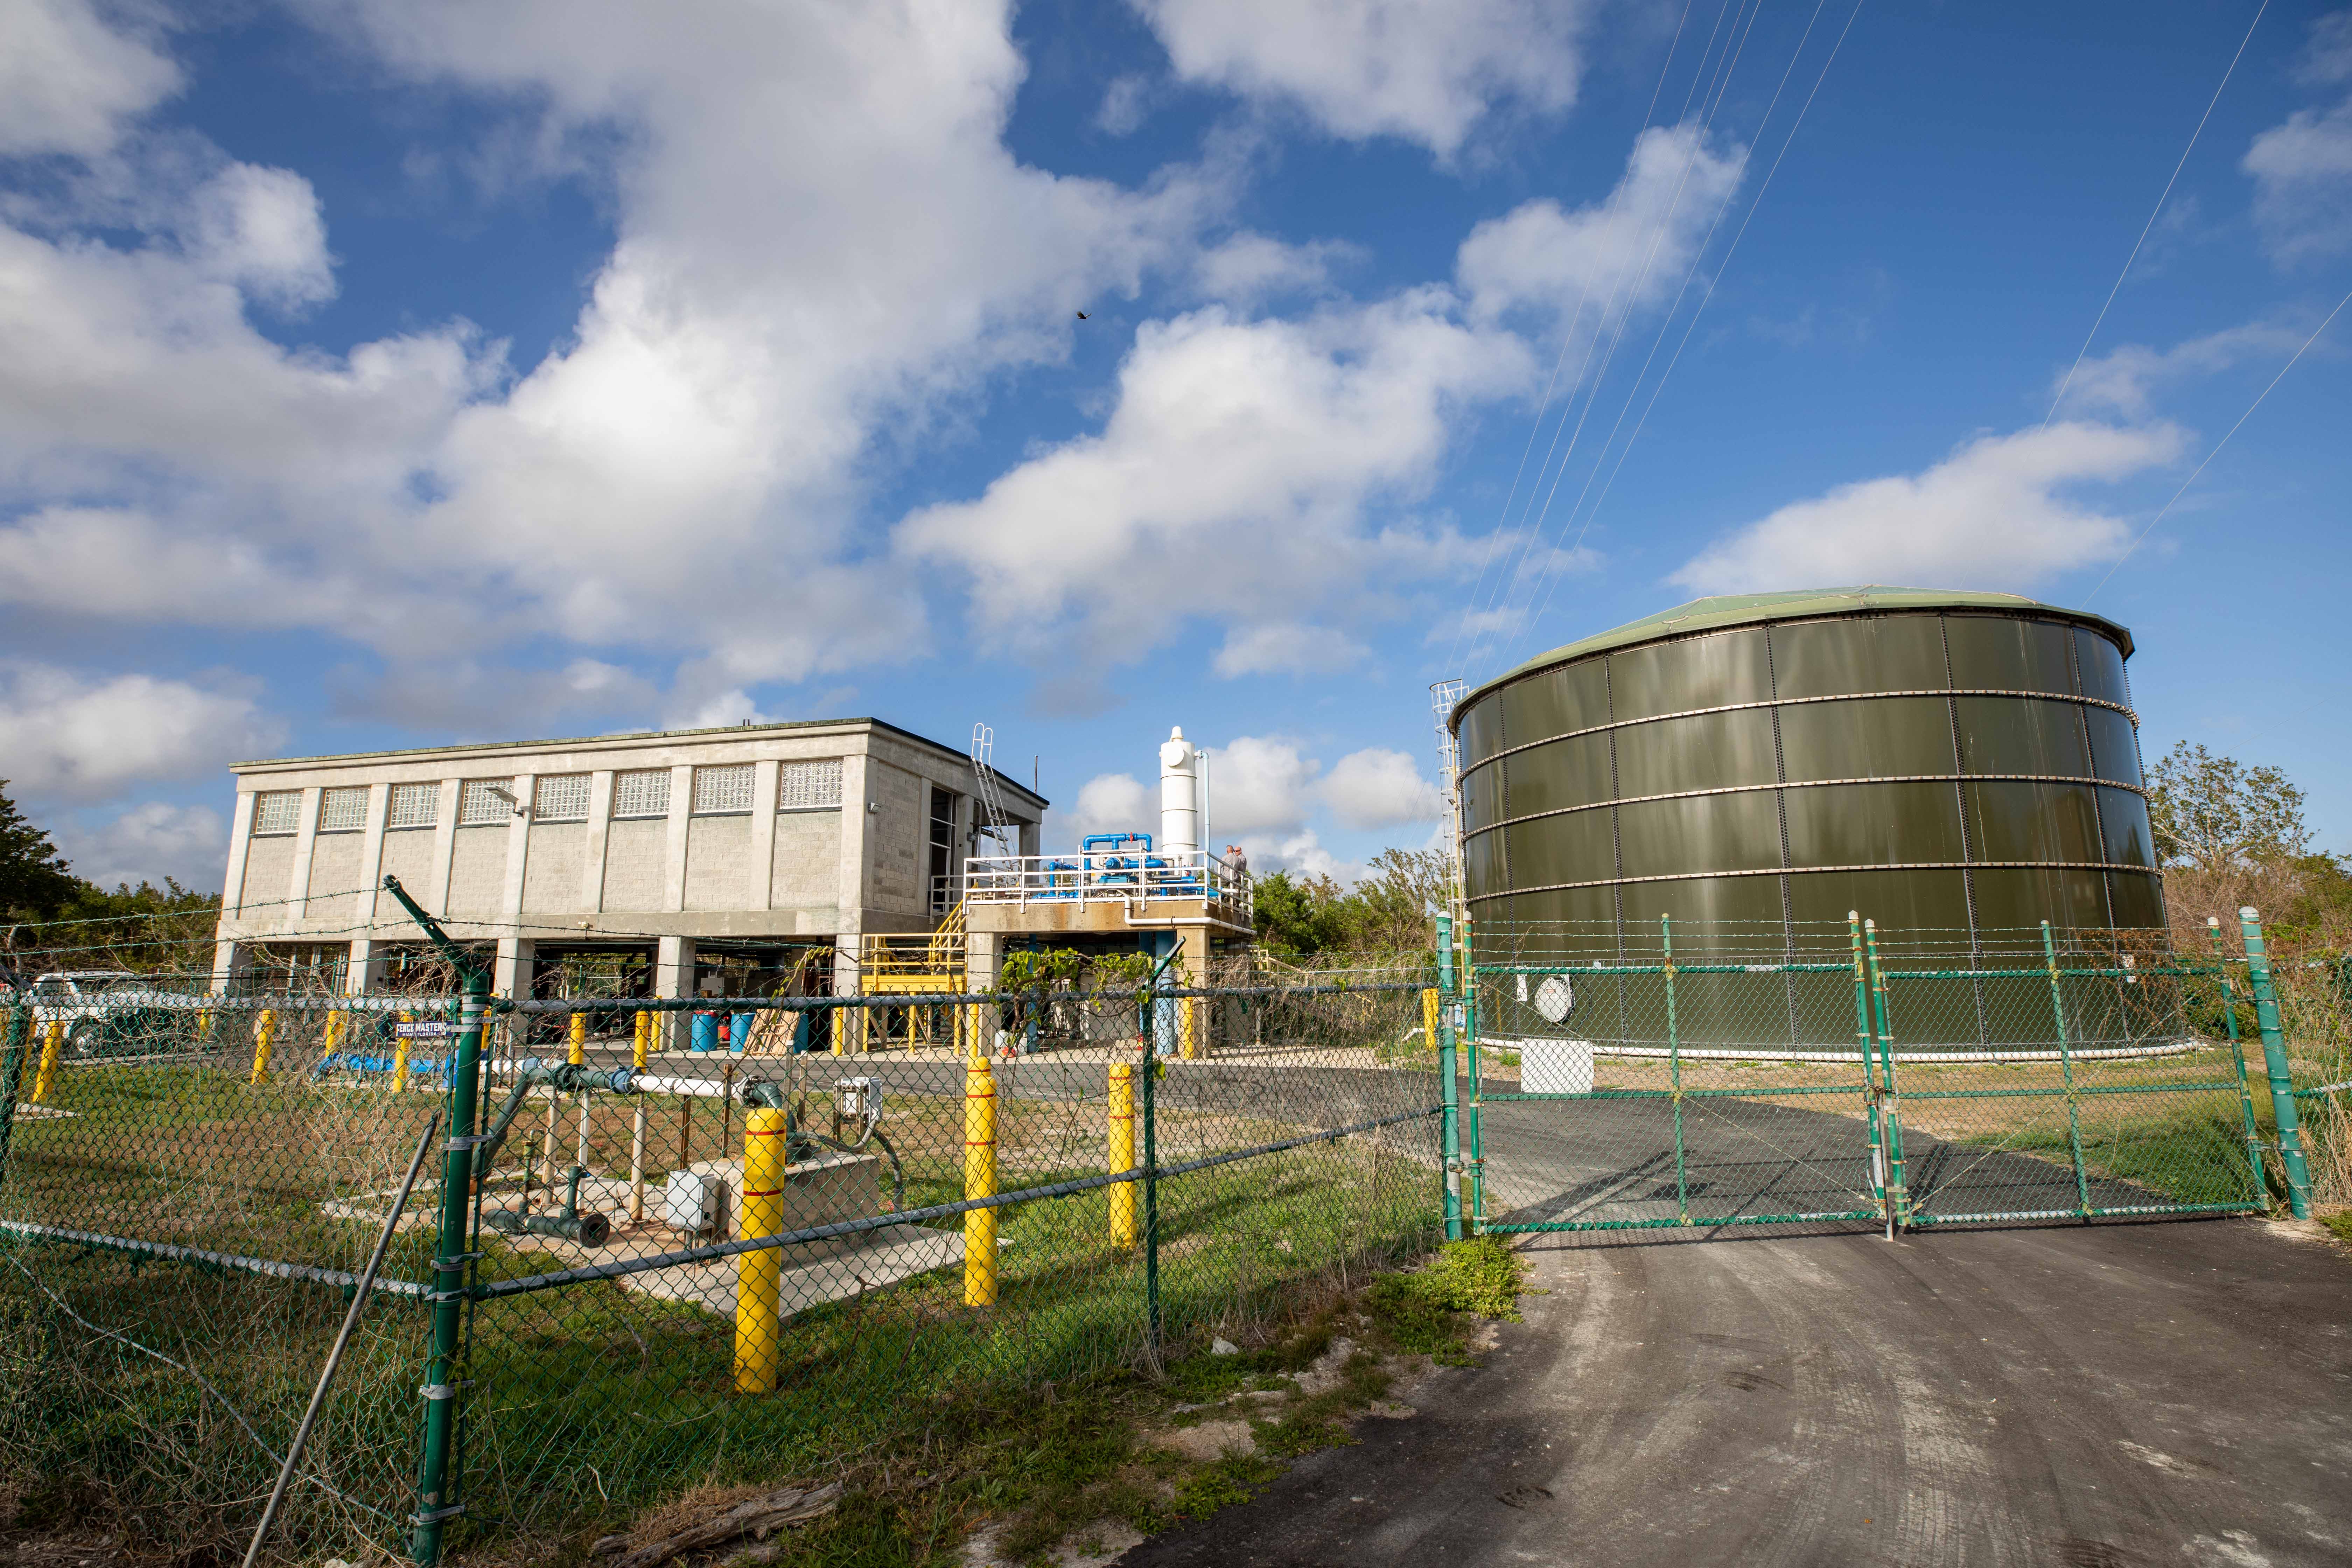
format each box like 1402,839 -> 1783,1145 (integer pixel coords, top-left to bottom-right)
692,763 -> 755,815
613,768 -> 671,819
779,758 -> 843,810
387,782 -> 438,829
252,791 -> 301,835
533,774 -> 592,822
459,780 -> 514,825
318,786 -> 370,832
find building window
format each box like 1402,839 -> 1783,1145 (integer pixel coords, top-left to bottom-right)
778,758 -> 843,810
459,780 -> 515,826
692,763 -> 755,815
387,782 -> 438,829
534,774 -> 591,822
318,786 -> 369,832
252,791 -> 301,836
613,768 -> 671,819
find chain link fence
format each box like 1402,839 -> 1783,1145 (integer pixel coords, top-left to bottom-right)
0,972 -> 1440,1563
1465,916 -> 2275,1237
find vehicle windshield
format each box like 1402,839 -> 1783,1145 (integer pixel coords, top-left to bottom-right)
31,978 -> 74,997
83,974 -> 144,992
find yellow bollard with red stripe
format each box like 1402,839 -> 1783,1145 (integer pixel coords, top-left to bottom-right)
964,1052 -> 997,1307
734,1104 -> 789,1393
1108,1058 -> 1136,1248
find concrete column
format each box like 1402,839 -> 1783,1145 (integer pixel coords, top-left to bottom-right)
1018,818 -> 1040,858
285,786 -> 323,928
210,939 -> 249,997
357,782 -> 390,925
495,936 -> 536,1000
581,770 -> 616,912
967,927 -> 1000,991
426,779 -> 461,916
749,758 -> 780,911
346,938 -> 385,995
663,765 -> 694,913
222,791 -> 256,916
500,772 -> 534,933
836,751 -> 870,943
656,934 -> 694,1051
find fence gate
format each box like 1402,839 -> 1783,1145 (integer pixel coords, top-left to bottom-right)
1464,919 -> 2270,1240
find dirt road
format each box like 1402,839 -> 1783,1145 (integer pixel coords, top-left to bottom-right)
1120,1218 -> 2352,1567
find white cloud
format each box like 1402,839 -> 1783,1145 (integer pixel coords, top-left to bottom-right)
0,0 -> 180,158
184,162 -> 336,310
900,295 -> 1526,664
1319,747 -> 1442,830
2245,17 -> 2352,265
1234,827 -> 1356,883
1457,122 -> 1746,326
0,662 -> 284,803
1191,231 -> 1354,305
2056,320 -> 2313,419
1070,772 -> 1150,838
1202,735 -> 1316,835
52,802 -> 228,891
1211,622 -> 1367,677
1670,423 -> 2188,595
1133,0 -> 1597,160
1097,72 -> 1155,136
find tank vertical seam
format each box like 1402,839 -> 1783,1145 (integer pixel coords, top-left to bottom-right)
2071,632 -> 2119,931
1940,615 -> 1993,1045
1766,625 -> 1798,1046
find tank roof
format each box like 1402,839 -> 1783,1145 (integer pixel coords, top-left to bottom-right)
1467,586 -> 2133,712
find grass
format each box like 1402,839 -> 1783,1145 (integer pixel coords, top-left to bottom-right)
2320,1209 -> 2352,1247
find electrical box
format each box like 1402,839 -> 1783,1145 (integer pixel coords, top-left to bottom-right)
835,1076 -> 881,1120
663,1169 -> 720,1234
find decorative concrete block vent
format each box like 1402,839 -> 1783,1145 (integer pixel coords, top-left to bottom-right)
621,1147 -> 960,1317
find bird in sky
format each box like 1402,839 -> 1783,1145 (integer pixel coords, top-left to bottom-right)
1074,310 -> 1088,320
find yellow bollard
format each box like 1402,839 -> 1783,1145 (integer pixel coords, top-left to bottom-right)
250,1009 -> 276,1083
31,1021 -> 64,1104
831,1006 -> 846,1057
1423,987 -> 1440,1055
391,1010 -> 413,1093
1108,1058 -> 1136,1249
734,1104 -> 789,1393
632,1010 -> 651,1071
1180,995 -> 1197,1060
964,1058 -> 997,1307
323,1010 -> 345,1064
569,1009 -> 587,1066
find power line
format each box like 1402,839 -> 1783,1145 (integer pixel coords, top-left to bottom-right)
2041,1 -> 2268,428
2086,284 -> 2351,603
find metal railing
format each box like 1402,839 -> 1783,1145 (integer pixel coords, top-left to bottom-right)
962,849 -> 1251,915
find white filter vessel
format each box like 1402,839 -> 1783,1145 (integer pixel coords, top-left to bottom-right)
1159,727 -> 1199,858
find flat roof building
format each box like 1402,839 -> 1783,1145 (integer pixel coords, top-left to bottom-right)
211,718 -> 1046,1005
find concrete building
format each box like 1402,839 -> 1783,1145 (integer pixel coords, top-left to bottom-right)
210,718 -> 1047,1005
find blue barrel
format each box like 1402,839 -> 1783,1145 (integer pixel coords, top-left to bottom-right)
731,1010 -> 755,1054
689,1011 -> 719,1053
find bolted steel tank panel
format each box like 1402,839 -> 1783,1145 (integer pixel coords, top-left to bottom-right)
1452,589 -> 2162,960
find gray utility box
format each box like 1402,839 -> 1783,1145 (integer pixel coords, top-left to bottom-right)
672,1149 -> 881,1240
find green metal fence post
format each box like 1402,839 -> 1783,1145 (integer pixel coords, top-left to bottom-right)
1437,912 -> 1463,1242
0,1004 -> 29,1191
1465,961 -> 1485,1234
1140,1027 -> 1161,1359
1850,914 -> 1888,1226
2238,907 -> 2314,1219
1864,920 -> 1909,1232
2209,917 -> 2269,1201
379,873 -> 490,1565
1662,915 -> 1689,1225
2041,921 -> 2093,1219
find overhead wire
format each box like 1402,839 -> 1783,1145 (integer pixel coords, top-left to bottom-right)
1442,0 -> 1715,678
2084,283 -> 2351,603
1519,0 -> 1867,639
1462,0 -> 1763,674
1508,0 -> 1833,645
2040,1 -> 2269,429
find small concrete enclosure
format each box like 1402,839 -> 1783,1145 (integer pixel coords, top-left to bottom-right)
210,718 -> 1046,1002
1453,587 -> 2162,960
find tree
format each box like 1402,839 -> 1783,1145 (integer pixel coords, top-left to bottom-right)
0,780 -> 80,920
2144,742 -> 2309,873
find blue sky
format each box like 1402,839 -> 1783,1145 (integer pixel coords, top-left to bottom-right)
2,0 -> 2347,890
